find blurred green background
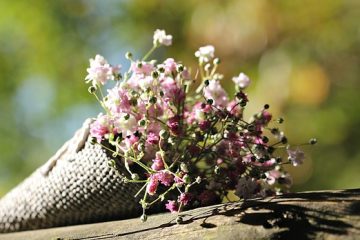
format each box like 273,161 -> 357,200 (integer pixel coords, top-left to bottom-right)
0,0 -> 359,196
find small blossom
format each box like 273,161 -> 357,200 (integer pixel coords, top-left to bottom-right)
167,115 -> 182,136
235,177 -> 258,199
161,58 -> 177,74
165,200 -> 178,213
124,134 -> 140,149
203,80 -> 229,107
195,45 -> 215,63
85,54 -> 120,87
161,77 -> 185,105
146,175 -> 159,196
146,132 -> 160,145
151,153 -> 164,171
131,61 -> 155,76
232,73 -> 250,89
156,170 -> 174,186
113,114 -> 138,137
90,114 -> 113,143
265,170 -> 281,185
174,175 -> 185,186
179,193 -> 192,206
287,148 -> 305,166
227,100 -> 243,117
105,87 -> 131,114
153,29 -> 172,46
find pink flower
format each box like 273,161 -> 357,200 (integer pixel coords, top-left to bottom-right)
261,110 -> 272,125
146,132 -> 160,145
131,61 -> 154,75
179,193 -> 192,205
85,55 -> 120,87
167,115 -> 182,136
162,58 -> 177,74
265,170 -> 281,185
174,175 -> 185,185
187,102 -> 212,124
203,80 -> 228,107
156,171 -> 174,186
181,68 -> 191,80
125,134 -> 139,149
146,175 -> 159,196
165,200 -> 178,213
232,73 -> 250,89
161,77 -> 185,105
105,87 -> 131,114
145,104 -> 164,119
227,100 -> 243,117
151,152 -> 164,171
90,114 -> 113,142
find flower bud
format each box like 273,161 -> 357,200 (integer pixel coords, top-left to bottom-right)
125,52 -> 133,59
139,119 -> 146,126
176,216 -> 183,224
281,137 -> 288,144
309,138 -> 317,145
180,163 -> 189,173
88,86 -> 96,94
152,71 -> 159,78
131,173 -> 139,180
213,58 -> 221,65
90,137 -> 97,145
158,67 -> 165,73
177,64 -> 184,72
183,174 -> 191,184
195,176 -> 202,184
149,96 -> 157,104
140,214 -> 148,222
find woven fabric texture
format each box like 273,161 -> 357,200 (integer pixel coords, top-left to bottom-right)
0,136 -> 143,233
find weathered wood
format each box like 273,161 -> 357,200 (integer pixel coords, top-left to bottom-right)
1,189 -> 359,240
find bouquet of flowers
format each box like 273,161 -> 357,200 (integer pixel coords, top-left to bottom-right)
85,29 -> 316,221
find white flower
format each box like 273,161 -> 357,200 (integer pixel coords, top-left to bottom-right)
113,114 -> 138,137
85,54 -> 120,87
235,177 -> 258,199
232,72 -> 250,89
287,148 -> 305,166
153,29 -> 172,46
195,45 -> 215,63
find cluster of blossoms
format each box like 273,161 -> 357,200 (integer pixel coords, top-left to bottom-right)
85,29 -> 316,220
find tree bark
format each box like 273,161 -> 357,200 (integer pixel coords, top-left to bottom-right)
1,189 -> 360,240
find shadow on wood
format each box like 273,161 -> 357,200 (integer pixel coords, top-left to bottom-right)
1,189 -> 359,240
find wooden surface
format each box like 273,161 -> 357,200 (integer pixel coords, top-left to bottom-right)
1,189 -> 359,240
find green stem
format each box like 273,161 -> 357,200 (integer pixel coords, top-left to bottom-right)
142,45 -> 158,61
